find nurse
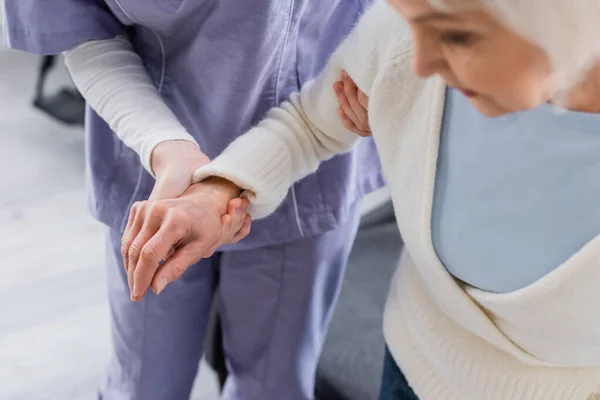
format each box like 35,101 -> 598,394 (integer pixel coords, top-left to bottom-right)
1,1 -> 383,399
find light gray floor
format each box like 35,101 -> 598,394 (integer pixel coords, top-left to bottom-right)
0,46 -> 219,399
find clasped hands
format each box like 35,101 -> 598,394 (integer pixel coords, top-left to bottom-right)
121,140 -> 252,302
121,72 -> 370,302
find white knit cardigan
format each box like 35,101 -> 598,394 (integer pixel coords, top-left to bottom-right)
194,1 -> 600,399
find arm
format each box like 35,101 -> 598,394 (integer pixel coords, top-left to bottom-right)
193,0 -> 408,218
63,36 -> 199,176
3,0 -> 249,301
3,0 -> 206,199
120,0 -> 409,301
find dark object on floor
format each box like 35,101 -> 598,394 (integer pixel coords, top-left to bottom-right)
205,203 -> 402,400
378,348 -> 420,400
204,293 -> 229,388
33,55 -> 85,126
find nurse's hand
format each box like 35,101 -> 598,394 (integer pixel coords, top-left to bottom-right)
333,71 -> 371,137
121,178 -> 252,302
149,140 -> 210,200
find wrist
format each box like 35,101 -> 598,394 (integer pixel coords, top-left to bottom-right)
204,177 -> 243,198
186,177 -> 242,204
151,140 -> 204,175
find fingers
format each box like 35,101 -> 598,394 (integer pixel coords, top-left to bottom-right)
333,71 -> 372,137
337,106 -> 372,137
230,215 -> 252,244
122,203 -> 143,289
341,72 -> 370,131
150,245 -> 199,295
123,202 -> 184,302
147,199 -> 241,297
131,220 -> 186,302
228,198 -> 249,228
357,88 -> 369,110
336,107 -> 367,137
165,246 -> 176,260
334,81 -> 360,131
125,203 -> 163,296
124,194 -> 250,301
219,198 -> 250,245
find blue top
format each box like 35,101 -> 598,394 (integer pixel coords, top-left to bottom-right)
3,0 -> 384,247
432,89 -> 600,293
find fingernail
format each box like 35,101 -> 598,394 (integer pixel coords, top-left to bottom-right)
334,86 -> 343,96
342,71 -> 348,81
156,278 -> 169,295
132,284 -> 141,298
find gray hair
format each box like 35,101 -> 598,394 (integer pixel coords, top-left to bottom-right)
426,0 -> 600,100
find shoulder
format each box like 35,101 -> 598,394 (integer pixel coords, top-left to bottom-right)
358,0 -> 412,60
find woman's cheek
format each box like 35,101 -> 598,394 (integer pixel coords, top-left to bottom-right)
512,75 -> 551,111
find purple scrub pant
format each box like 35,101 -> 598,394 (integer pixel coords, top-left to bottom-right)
100,206 -> 362,400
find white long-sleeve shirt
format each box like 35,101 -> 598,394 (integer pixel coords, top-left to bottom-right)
64,36 -> 199,176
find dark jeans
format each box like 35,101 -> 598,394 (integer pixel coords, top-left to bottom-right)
379,348 -> 419,400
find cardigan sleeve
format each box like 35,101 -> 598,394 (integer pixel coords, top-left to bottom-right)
193,0 -> 409,219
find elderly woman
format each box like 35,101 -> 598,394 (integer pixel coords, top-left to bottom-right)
89,0 -> 600,398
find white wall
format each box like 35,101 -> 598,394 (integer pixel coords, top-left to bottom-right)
0,2 -> 5,45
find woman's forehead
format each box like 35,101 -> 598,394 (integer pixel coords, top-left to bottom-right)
389,0 -> 472,20
388,0 -> 438,16
390,0 -> 495,28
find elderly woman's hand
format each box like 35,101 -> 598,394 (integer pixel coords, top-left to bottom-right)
121,178 -> 252,302
333,71 -> 371,137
